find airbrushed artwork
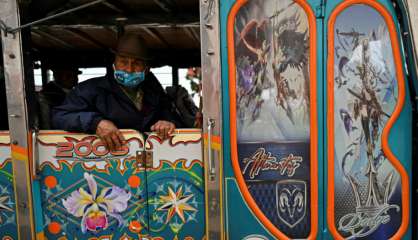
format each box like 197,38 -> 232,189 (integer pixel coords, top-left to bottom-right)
233,0 -> 313,238
332,5 -> 402,239
35,130 -> 204,240
235,0 -> 310,142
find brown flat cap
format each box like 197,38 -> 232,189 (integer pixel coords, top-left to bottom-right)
115,34 -> 151,61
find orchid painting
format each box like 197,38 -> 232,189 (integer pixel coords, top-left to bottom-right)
62,173 -> 131,233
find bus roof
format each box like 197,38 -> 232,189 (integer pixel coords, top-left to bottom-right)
23,0 -> 200,68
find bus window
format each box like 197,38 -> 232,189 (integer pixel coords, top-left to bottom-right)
78,67 -> 106,82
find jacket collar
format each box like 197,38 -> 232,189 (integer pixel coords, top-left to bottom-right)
97,72 -> 158,111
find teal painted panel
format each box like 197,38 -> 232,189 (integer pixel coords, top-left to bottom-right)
225,178 -> 272,240
35,131 -> 149,239
145,132 -> 205,240
0,134 -> 18,239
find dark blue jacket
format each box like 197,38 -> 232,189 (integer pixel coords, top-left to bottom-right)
52,72 -> 181,133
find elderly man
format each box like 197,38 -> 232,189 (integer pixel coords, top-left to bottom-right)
52,34 -> 180,150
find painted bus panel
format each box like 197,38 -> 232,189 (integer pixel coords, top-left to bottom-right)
32,129 -> 205,240
0,132 -> 18,239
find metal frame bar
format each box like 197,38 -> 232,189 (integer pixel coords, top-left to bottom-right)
152,0 -> 174,13
62,28 -> 109,49
172,66 -> 179,86
0,0 -> 36,238
141,26 -> 170,47
200,0 -> 224,239
101,1 -> 125,13
403,0 -> 418,75
32,29 -> 75,49
5,0 -> 105,33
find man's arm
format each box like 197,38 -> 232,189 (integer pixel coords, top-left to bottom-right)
51,87 -> 103,133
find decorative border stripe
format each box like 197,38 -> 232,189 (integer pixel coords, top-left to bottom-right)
11,145 -> 28,161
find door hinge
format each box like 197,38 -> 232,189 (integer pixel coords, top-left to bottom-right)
136,150 -> 153,168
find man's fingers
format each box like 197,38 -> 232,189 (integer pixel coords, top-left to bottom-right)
162,127 -> 168,139
168,123 -> 175,135
150,121 -> 176,140
99,136 -> 109,150
156,124 -> 163,137
111,134 -> 121,150
116,131 -> 126,145
105,135 -> 115,151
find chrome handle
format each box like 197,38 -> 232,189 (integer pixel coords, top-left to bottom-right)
31,131 -> 37,178
207,118 -> 216,181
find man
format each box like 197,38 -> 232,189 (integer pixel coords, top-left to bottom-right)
52,34 -> 180,150
38,66 -> 80,129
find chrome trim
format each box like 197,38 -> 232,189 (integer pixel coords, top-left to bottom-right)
200,0 -> 224,239
32,131 -> 37,179
207,118 -> 216,181
403,0 -> 418,78
1,0 -> 36,238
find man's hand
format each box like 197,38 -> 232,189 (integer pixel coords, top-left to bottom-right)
96,120 -> 126,151
151,120 -> 175,139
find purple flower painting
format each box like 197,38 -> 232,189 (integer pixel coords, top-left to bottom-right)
62,173 -> 131,233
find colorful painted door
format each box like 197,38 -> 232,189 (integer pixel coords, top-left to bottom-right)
221,0 -> 413,239
33,129 -> 205,240
34,130 -> 148,239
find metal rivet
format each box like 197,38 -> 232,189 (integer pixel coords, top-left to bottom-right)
403,32 -> 409,36
205,23 -> 212,29
207,49 -> 215,55
9,54 -> 15,59
12,140 -> 18,145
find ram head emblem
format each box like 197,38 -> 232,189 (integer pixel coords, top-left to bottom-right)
276,181 -> 307,228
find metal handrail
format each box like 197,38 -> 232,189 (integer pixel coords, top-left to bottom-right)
1,0 -> 105,34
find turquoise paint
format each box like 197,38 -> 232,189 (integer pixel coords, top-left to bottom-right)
225,178 -> 272,239
220,0 -> 234,179
316,13 -> 327,240
32,180 -> 45,235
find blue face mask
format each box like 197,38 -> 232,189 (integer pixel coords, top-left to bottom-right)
114,70 -> 146,88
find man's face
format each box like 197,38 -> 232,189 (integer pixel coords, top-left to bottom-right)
53,69 -> 79,89
114,55 -> 147,73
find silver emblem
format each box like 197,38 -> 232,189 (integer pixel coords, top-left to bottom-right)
276,180 -> 306,228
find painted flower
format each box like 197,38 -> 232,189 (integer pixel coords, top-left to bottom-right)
62,173 -> 131,233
